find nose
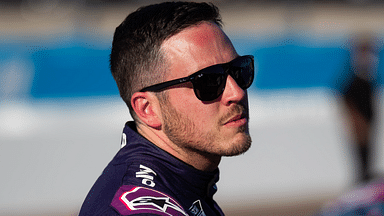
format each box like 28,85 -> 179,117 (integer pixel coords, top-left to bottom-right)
221,75 -> 246,105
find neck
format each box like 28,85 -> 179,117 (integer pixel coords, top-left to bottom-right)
186,152 -> 221,172
135,122 -> 221,172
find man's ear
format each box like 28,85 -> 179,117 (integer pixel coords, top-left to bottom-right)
131,92 -> 162,129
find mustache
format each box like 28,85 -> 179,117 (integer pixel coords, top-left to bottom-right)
219,104 -> 248,125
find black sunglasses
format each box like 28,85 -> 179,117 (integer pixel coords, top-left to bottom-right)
140,55 -> 254,101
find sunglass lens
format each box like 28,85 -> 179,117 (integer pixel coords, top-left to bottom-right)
192,56 -> 254,101
230,56 -> 254,89
193,69 -> 226,101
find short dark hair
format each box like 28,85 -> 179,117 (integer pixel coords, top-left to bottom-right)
110,1 -> 222,119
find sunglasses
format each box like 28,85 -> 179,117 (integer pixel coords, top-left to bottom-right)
140,55 -> 254,101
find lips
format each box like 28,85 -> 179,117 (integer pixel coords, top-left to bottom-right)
220,104 -> 248,126
223,113 -> 247,126
227,114 -> 243,123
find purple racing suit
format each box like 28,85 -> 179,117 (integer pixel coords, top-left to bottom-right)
79,121 -> 224,216
315,179 -> 384,215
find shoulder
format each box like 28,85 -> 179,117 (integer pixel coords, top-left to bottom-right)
111,185 -> 188,216
80,162 -> 188,216
111,161 -> 189,216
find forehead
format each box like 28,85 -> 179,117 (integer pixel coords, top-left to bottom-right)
161,22 -> 237,78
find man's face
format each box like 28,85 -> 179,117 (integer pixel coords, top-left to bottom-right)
159,22 -> 251,157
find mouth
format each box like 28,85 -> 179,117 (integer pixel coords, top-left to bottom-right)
223,113 -> 248,126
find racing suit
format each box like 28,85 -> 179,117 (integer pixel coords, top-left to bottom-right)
315,178 -> 384,215
79,121 -> 224,216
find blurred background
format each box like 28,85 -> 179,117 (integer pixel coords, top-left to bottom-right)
2,0 -> 384,215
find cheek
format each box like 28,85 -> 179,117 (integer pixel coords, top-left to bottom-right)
169,90 -> 219,124
185,105 -> 219,128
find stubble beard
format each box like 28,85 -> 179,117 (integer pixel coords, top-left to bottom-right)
160,99 -> 252,157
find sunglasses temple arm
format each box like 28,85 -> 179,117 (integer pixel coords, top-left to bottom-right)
140,77 -> 192,92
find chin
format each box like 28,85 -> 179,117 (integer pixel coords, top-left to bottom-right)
221,134 -> 252,157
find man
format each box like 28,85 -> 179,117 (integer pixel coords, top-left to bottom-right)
79,2 -> 254,215
340,36 -> 379,184
315,34 -> 381,216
